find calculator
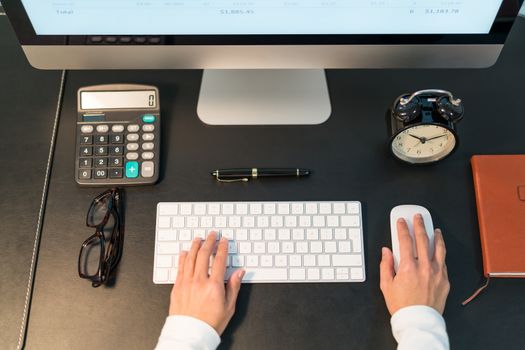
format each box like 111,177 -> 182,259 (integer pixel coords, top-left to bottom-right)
76,84 -> 160,186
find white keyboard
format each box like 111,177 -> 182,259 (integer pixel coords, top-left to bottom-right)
154,201 -> 365,284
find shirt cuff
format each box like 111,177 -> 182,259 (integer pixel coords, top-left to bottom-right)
155,315 -> 221,350
391,305 -> 449,350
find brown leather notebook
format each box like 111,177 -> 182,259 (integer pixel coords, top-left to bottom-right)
463,155 -> 525,305
471,154 -> 525,277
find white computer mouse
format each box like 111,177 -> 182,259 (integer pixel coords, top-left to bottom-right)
390,205 -> 435,272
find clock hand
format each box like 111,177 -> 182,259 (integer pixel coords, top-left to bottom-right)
408,134 -> 424,142
426,134 -> 448,141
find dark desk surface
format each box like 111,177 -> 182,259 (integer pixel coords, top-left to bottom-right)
0,18 -> 63,350
18,18 -> 525,350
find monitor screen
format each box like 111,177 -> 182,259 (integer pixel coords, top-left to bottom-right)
21,0 -> 504,36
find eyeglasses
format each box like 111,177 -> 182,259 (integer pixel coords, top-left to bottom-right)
78,188 -> 124,287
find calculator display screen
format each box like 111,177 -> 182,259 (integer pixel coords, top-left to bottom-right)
80,90 -> 157,110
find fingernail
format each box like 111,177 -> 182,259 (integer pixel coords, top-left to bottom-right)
435,228 -> 442,234
397,218 -> 405,223
415,213 -> 423,219
238,270 -> 245,279
381,247 -> 387,256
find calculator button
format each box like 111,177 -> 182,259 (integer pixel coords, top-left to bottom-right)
142,133 -> 155,141
127,134 -> 139,142
141,161 -> 155,178
142,115 -> 156,123
126,152 -> 139,160
142,142 -> 154,151
142,124 -> 155,132
81,125 -> 94,134
109,168 -> 123,178
109,146 -> 124,155
109,157 -> 123,167
126,143 -> 139,151
111,125 -> 125,133
79,158 -> 92,168
94,158 -> 108,168
125,161 -> 139,178
80,135 -> 93,145
111,134 -> 124,144
142,152 -> 154,160
80,146 -> 92,156
96,125 -> 109,133
95,135 -> 108,144
94,169 -> 108,179
95,146 -> 108,156
127,124 -> 140,132
79,169 -> 91,179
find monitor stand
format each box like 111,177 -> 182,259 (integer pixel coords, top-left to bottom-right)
197,69 -> 331,125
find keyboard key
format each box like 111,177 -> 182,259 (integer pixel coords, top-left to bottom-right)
289,255 -> 301,266
222,203 -> 234,215
127,124 -> 140,132
157,229 -> 176,241
94,169 -> 107,179
157,242 -> 180,254
155,268 -> 169,282
109,157 -> 123,167
278,229 -> 291,240
351,267 -> 364,280
109,168 -> 123,179
320,229 -> 333,240
339,241 -> 352,253
235,229 -> 248,241
250,229 -> 262,241
79,158 -> 92,168
332,255 -> 363,267
336,268 -> 350,280
334,228 -> 346,240
327,216 -> 339,227
222,229 -> 234,240
305,203 -> 317,214
263,203 -> 276,215
275,255 -> 287,267
333,203 -> 346,214
250,203 -> 262,215
246,255 -> 259,267
299,216 -> 311,227
292,229 -> 305,240
142,142 -> 155,151
325,241 -> 337,253
232,256 -> 244,267
264,229 -> 276,241
109,146 -> 124,155
267,241 -> 279,253
111,125 -> 125,133
296,242 -> 308,253
80,125 -> 94,133
94,158 -> 107,168
80,135 -> 93,145
95,135 -> 108,144
257,216 -> 269,228
142,133 -> 155,141
243,268 -> 287,281
96,125 -> 109,133
228,241 -> 237,254
307,268 -> 321,280
239,242 -> 251,254
261,255 -> 273,267
290,268 -> 306,280
321,268 -> 335,280
158,204 -> 178,215
277,203 -> 289,215
282,242 -> 294,253
158,216 -> 170,228
304,255 -> 316,266
347,203 -> 360,214
156,255 -> 172,268
319,203 -> 332,214
126,143 -> 139,151
127,133 -> 139,142
242,216 -> 255,228
313,216 -> 325,227
341,215 -> 360,227
194,204 -> 206,215
270,216 -> 283,227
291,203 -> 304,214
95,146 -> 107,156
253,242 -> 266,254
306,229 -> 319,240
318,255 -> 331,267
78,169 -> 91,180
80,146 -> 92,156
310,241 -> 323,253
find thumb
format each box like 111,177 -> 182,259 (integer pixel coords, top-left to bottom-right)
226,269 -> 244,311
380,247 -> 395,291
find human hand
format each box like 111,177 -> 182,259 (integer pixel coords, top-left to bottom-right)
169,231 -> 245,335
380,214 -> 450,315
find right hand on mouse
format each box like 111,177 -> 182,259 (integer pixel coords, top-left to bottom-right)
380,214 -> 450,315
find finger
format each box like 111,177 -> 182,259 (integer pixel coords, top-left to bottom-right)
226,269 -> 245,312
183,238 -> 202,280
379,247 -> 394,291
211,238 -> 228,281
413,214 -> 430,262
397,218 -> 416,265
195,232 -> 217,279
433,228 -> 447,265
175,251 -> 187,286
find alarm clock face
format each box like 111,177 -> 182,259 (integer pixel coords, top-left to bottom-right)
391,124 -> 456,164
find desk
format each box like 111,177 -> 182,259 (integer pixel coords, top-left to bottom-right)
0,18 -> 63,350
14,18 -> 525,350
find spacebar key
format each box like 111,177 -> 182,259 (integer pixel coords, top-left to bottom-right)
242,268 -> 288,282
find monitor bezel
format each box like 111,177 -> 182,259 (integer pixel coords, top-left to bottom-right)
2,0 -> 523,46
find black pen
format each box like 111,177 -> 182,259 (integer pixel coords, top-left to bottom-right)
211,168 -> 311,182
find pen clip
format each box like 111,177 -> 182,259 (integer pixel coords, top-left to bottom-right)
214,172 -> 249,183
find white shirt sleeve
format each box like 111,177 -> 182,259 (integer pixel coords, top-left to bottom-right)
155,315 -> 221,350
391,305 -> 449,350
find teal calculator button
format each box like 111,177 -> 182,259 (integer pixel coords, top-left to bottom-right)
142,115 -> 156,123
125,161 -> 139,178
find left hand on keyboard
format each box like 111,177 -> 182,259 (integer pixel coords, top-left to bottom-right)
169,231 -> 245,335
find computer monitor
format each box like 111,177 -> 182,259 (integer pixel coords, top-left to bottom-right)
3,1 -> 523,125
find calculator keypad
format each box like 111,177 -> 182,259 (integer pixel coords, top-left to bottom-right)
76,116 -> 158,185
